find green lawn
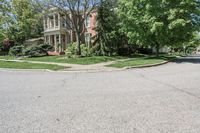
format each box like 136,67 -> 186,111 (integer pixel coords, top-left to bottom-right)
0,61 -> 66,70
107,55 -> 177,68
0,54 -> 177,68
23,56 -> 128,65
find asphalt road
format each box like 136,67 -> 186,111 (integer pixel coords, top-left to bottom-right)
1,55 -> 200,133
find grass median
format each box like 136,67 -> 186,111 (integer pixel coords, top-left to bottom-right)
0,60 -> 66,70
107,55 -> 177,68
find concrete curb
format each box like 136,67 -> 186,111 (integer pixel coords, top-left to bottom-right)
123,58 -> 178,69
0,68 -> 123,73
123,61 -> 170,69
0,68 -> 54,72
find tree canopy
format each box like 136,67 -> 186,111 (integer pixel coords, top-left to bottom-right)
0,0 -> 43,43
96,0 -> 122,55
118,0 -> 200,55
0,0 -> 199,55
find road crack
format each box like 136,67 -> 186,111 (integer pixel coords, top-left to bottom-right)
139,73 -> 200,100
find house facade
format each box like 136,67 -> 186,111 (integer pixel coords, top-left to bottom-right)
43,8 -> 97,53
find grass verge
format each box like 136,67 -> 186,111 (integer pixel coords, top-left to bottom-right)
0,61 -> 66,70
107,55 -> 177,68
23,56 -> 128,65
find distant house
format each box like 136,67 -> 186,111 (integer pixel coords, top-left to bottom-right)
43,8 -> 97,53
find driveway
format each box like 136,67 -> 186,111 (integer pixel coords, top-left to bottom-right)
0,55 -> 200,133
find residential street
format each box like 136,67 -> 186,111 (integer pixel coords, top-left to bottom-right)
0,55 -> 200,133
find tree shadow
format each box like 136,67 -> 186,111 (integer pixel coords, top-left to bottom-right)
172,55 -> 200,64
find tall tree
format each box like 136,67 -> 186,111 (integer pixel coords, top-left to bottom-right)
0,0 -> 11,41
41,0 -> 99,55
96,0 -> 122,55
119,0 -> 200,56
11,0 -> 43,43
0,0 -> 43,43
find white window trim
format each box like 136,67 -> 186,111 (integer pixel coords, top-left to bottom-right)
85,16 -> 91,28
85,33 -> 91,45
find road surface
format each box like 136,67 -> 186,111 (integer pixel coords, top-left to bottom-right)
0,55 -> 200,133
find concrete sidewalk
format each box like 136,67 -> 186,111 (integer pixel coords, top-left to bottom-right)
0,59 -> 123,72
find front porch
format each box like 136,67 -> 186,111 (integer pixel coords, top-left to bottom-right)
44,32 -> 72,53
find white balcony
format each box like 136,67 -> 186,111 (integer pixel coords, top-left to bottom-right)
44,13 -> 71,33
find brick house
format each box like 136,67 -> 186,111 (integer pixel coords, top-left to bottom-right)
43,8 -> 97,53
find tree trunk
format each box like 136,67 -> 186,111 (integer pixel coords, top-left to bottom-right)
76,33 -> 81,56
100,41 -> 105,56
156,43 -> 160,57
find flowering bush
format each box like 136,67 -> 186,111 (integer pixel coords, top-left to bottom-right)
2,39 -> 14,51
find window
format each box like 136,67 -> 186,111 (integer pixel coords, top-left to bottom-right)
44,17 -> 48,29
62,35 -> 66,43
62,16 -> 71,29
56,35 -> 59,43
48,14 -> 54,28
62,20 -> 67,28
50,19 -> 54,28
67,34 -> 71,44
45,36 -> 49,43
55,14 -> 58,27
85,33 -> 91,46
85,16 -> 90,28
66,21 -> 72,29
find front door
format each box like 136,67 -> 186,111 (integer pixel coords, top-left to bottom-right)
62,34 -> 66,51
50,35 -> 55,47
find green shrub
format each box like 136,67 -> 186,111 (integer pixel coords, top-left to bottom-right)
9,45 -> 24,56
65,43 -> 77,58
81,44 -> 91,57
66,43 -> 91,57
24,44 -> 54,57
90,44 -> 102,56
40,43 -> 54,52
186,47 -> 196,54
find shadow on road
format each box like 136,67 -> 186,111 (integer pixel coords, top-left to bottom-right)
172,54 -> 200,64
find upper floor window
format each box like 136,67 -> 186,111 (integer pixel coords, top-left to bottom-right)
63,18 -> 71,29
55,14 -> 58,27
48,14 -> 54,28
85,16 -> 90,28
49,19 -> 53,28
62,20 -> 67,28
44,17 -> 48,29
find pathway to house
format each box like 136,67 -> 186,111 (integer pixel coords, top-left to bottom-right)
1,55 -> 200,132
